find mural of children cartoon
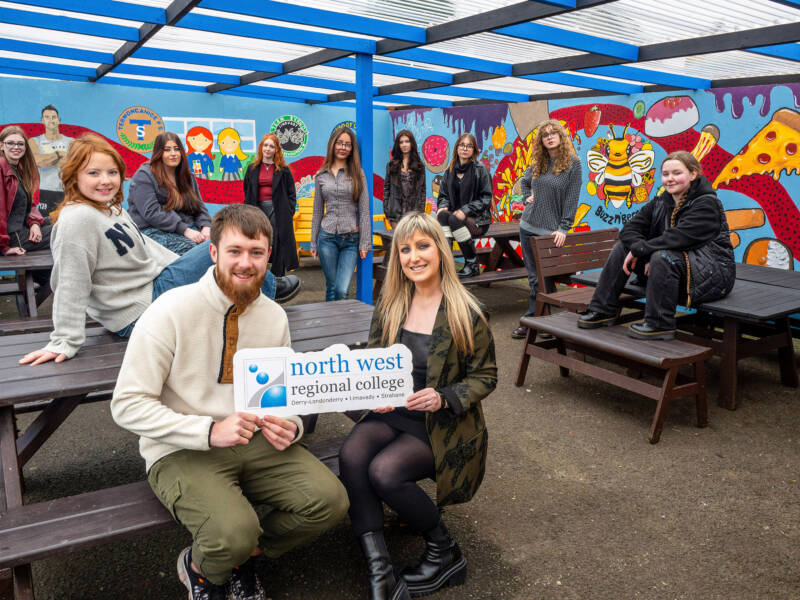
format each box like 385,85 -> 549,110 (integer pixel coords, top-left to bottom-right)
185,126 -> 214,179
217,127 -> 248,181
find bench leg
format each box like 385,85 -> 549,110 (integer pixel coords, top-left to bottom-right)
23,271 -> 38,319
0,407 -> 36,600
776,317 -> 799,388
17,396 -> 83,468
717,317 -> 739,411
695,360 -> 708,429
649,368 -> 678,444
301,414 -> 319,435
556,339 -> 569,378
514,328 -> 537,387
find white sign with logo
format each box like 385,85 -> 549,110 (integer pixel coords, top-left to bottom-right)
233,344 -> 413,417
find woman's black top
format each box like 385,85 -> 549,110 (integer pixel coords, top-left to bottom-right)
6,164 -> 29,236
365,328 -> 431,442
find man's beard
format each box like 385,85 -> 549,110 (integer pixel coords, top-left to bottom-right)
216,266 -> 264,308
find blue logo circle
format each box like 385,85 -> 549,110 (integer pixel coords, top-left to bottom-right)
260,385 -> 287,408
248,364 -> 258,373
256,372 -> 269,385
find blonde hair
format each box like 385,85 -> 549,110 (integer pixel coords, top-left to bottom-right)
378,212 -> 487,354
217,128 -> 248,160
529,119 -> 575,178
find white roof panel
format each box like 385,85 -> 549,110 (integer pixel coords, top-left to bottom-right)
0,0 -> 144,26
423,33 -> 584,64
0,22 -> 124,52
639,51 -> 800,80
538,0 -> 800,45
452,77 -> 588,95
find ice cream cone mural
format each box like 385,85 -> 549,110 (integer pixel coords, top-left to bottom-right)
691,124 -> 720,161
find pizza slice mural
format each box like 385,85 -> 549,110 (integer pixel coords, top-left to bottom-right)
714,108 -> 800,185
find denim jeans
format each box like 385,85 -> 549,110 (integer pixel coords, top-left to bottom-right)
116,240 -> 277,337
519,227 -> 556,317
317,230 -> 359,301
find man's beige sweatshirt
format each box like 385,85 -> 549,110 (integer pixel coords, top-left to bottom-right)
111,266 -> 303,472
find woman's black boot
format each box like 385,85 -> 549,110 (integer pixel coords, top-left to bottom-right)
359,531 -> 411,600
400,521 -> 467,596
457,239 -> 480,278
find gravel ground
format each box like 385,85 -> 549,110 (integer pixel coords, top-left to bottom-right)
3,259 -> 799,600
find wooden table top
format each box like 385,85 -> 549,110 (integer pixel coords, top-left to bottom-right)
0,299 -> 374,407
0,250 -> 53,270
572,269 -> 800,322
377,220 -> 519,242
735,263 -> 800,290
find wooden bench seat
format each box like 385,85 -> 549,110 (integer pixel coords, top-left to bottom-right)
0,437 -> 342,570
515,311 -> 713,443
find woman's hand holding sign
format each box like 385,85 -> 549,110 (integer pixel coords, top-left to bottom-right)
407,387 -> 442,412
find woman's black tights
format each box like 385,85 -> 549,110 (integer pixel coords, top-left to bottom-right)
436,211 -> 476,259
339,419 -> 438,535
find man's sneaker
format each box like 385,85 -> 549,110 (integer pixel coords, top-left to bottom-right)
177,547 -> 228,600
274,274 -> 301,304
228,557 -> 266,600
577,311 -> 617,329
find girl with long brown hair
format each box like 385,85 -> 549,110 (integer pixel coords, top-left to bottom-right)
383,129 -> 426,226
512,119 -> 582,338
0,125 -> 51,312
128,131 -> 211,255
339,212 -> 496,600
310,126 -> 371,301
20,134 -> 282,366
435,132 -> 492,278
243,132 -> 299,281
578,150 -> 735,339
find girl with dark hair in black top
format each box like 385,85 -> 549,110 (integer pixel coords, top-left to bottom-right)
383,129 -> 426,226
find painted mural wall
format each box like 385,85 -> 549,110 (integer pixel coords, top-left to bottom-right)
0,76 -> 392,227
391,83 -> 800,270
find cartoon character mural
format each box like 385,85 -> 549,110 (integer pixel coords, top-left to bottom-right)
185,126 -> 215,179
217,127 -> 248,181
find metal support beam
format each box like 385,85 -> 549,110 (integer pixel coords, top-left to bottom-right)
325,57 -> 454,85
93,0 -> 201,81
355,53 -> 374,305
577,65 -> 710,89
133,48 -> 283,74
0,6 -> 140,41
0,38 -> 113,65
748,43 -> 800,62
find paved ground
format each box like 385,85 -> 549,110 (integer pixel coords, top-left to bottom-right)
3,259 -> 799,599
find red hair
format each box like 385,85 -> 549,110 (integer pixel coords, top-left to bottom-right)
250,132 -> 287,172
185,126 -> 214,159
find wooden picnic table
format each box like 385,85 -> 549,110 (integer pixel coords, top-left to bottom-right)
374,221 -> 526,298
0,299 -> 374,599
0,251 -> 52,318
571,267 -> 800,410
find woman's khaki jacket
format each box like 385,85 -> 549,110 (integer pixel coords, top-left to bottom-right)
363,299 -> 497,506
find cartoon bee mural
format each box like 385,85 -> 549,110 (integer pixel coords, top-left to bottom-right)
587,123 -> 655,208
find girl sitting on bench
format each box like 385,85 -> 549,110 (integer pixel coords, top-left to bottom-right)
578,150 -> 735,339
19,134 -> 278,366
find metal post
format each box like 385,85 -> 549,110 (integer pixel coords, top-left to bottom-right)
355,52 -> 373,304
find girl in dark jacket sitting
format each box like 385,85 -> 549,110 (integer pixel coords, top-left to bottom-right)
128,132 -> 211,255
579,150 -> 735,339
243,132 -> 299,277
383,129 -> 426,226
436,133 -> 492,278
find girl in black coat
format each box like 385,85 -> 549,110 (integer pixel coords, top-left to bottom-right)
383,129 -> 426,226
579,150 -> 735,339
243,132 -> 299,277
436,133 -> 493,278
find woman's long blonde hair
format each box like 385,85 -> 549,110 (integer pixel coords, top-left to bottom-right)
529,119 -> 575,178
377,212 -> 487,354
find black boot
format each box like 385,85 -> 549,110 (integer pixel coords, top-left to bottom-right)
457,238 -> 480,278
400,521 -> 467,596
359,531 -> 411,600
274,274 -> 301,304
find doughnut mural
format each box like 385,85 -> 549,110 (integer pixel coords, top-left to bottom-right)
390,83 -> 800,269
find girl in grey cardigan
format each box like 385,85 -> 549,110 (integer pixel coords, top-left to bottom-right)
512,119 -> 581,338
128,132 -> 211,255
